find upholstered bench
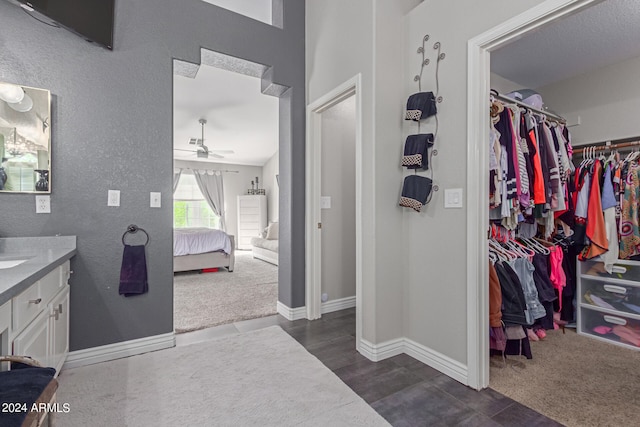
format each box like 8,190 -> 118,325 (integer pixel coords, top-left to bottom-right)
0,356 -> 58,427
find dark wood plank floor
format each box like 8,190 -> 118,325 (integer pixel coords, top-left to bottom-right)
274,308 -> 563,427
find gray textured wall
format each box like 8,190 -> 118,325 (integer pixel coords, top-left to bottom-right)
0,0 -> 305,351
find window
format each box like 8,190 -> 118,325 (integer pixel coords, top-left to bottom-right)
173,173 -> 220,229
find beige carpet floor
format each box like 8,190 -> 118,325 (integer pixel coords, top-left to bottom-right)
490,328 -> 640,427
57,326 -> 389,427
173,251 -> 277,333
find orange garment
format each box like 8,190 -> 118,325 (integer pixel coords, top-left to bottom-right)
580,161 -> 608,260
489,261 -> 502,328
529,129 -> 546,205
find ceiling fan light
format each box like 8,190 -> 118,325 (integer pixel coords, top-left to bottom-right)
0,83 -> 25,104
7,93 -> 33,112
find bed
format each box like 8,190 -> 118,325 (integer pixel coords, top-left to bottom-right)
173,228 -> 235,273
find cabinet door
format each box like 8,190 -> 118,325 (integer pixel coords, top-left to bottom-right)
49,286 -> 70,373
13,310 -> 50,368
0,301 -> 11,368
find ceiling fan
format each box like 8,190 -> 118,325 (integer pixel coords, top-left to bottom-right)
174,118 -> 234,159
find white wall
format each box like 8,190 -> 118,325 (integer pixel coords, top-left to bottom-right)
306,0 -> 421,344
403,0 -> 540,366
306,0 -> 547,373
490,72 -> 526,94
307,0 -> 378,340
321,96 -> 356,301
174,159 -> 262,244
537,54 -> 640,146
263,151 -> 279,223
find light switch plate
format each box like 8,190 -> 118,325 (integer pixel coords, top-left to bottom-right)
320,196 -> 331,209
150,192 -> 161,208
444,188 -> 463,209
35,195 -> 51,214
108,190 -> 120,207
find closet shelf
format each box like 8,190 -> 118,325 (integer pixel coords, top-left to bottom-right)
573,138 -> 640,155
490,90 -> 566,123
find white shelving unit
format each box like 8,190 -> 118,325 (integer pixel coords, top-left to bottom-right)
577,259 -> 640,351
237,195 -> 267,250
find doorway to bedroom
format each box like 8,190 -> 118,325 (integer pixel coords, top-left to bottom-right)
172,61 -> 280,334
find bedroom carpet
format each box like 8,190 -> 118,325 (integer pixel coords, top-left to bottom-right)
489,328 -> 640,427
56,326 -> 389,427
174,251 -> 277,333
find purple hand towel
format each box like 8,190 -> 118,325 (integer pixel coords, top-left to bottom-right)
119,244 -> 148,297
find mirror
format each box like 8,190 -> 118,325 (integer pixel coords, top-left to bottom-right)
0,83 -> 51,193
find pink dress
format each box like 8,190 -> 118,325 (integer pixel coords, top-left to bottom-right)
549,245 -> 566,309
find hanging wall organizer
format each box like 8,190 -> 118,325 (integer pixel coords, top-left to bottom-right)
399,34 -> 445,212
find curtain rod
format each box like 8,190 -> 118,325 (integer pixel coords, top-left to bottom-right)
176,167 -> 239,174
490,90 -> 566,123
572,138 -> 640,155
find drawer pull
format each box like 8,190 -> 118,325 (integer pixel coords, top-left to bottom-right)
50,309 -> 59,321
611,266 -> 627,274
603,285 -> 627,295
28,298 -> 42,305
603,315 -> 627,326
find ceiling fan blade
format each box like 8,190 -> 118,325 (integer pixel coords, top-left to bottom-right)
209,150 -> 234,154
174,148 -> 198,152
211,153 -> 224,159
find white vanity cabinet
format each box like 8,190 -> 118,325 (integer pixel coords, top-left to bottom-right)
10,260 -> 71,372
0,300 -> 11,363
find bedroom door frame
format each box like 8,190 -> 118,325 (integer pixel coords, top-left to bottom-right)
305,75 -> 362,334
466,0 -> 603,390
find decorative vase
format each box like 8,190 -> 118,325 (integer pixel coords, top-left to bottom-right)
35,169 -> 49,192
0,167 -> 6,190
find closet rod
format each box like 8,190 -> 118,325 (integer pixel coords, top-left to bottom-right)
490,90 -> 566,123
573,139 -> 640,155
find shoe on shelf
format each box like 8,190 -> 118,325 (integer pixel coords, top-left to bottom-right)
535,329 -> 546,340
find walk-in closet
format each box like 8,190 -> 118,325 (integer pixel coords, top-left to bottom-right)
486,1 -> 640,425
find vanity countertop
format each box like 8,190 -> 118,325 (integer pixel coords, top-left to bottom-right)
0,236 -> 77,306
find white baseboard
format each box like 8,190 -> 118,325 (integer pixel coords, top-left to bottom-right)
63,332 -> 175,370
277,301 -> 307,321
358,337 -> 405,362
321,296 -> 356,314
358,336 -> 469,385
403,338 -> 468,385
277,297 -> 356,321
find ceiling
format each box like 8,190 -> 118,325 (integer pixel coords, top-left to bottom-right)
491,0 -> 640,89
173,64 -> 279,167
201,0 -> 272,25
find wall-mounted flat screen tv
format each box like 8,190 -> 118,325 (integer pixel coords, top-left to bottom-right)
22,0 -> 115,50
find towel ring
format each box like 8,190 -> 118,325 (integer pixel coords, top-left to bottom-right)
122,224 -> 149,247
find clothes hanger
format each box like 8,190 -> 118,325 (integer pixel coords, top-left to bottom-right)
506,239 -> 534,259
528,237 -> 551,255
519,237 -> 549,255
495,239 -> 520,261
489,239 -> 515,261
606,149 -> 616,167
488,250 -> 498,264
534,237 -> 557,252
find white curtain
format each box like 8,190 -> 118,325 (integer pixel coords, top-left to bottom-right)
173,169 -> 182,194
192,169 -> 226,231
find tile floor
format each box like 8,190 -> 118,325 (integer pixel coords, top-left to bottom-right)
177,308 -> 563,426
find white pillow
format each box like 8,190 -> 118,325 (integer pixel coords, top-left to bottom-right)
265,222 -> 279,240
